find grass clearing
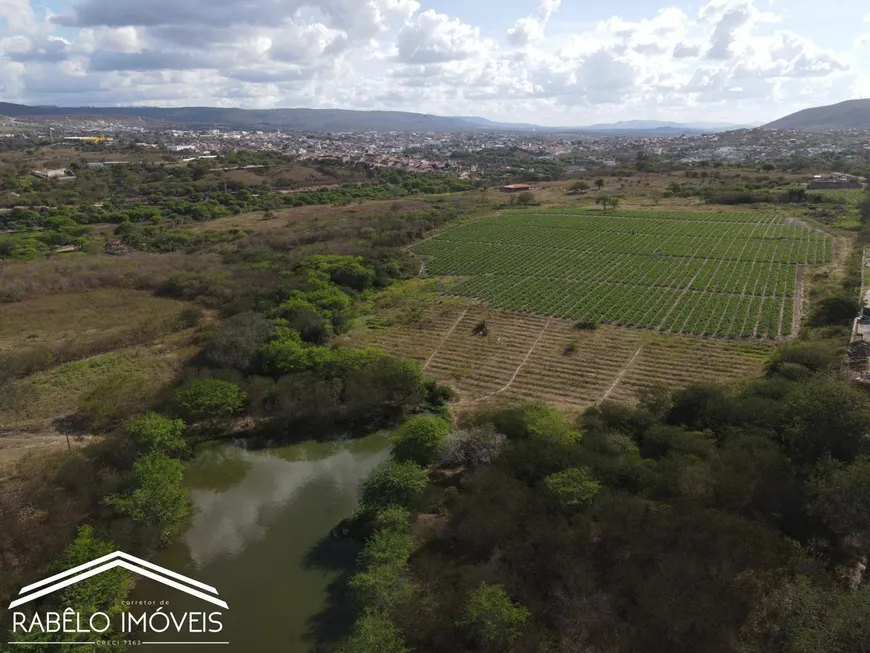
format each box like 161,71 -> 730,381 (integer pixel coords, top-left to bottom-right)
411,208 -> 834,339
0,289 -> 189,352
0,331 -> 198,432
189,198 -> 434,233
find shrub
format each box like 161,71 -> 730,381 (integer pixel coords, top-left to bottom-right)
361,460 -> 429,511
341,611 -> 409,653
105,452 -> 189,532
204,311 -> 274,371
124,412 -> 187,455
574,320 -> 597,330
458,582 -> 530,647
172,378 -> 246,422
391,415 -> 451,466
544,468 -> 601,508
438,427 -> 507,469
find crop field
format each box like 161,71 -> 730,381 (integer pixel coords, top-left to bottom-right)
812,188 -> 866,204
412,209 -> 835,339
343,303 -> 771,411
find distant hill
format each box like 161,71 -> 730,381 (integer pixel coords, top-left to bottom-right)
763,99 -> 870,132
0,103 -> 481,132
458,117 -> 746,134
0,102 -> 745,135
582,120 -> 746,132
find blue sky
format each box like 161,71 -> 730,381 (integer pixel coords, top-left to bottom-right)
1,0 -> 868,124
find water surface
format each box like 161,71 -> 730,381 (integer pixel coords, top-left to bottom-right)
132,434 -> 390,652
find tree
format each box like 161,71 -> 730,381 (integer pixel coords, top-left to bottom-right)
597,195 -> 618,210
810,456 -> 870,543
595,178 -> 605,190
458,582 -> 530,648
341,610 -> 409,653
391,415 -> 451,466
571,181 -> 590,191
759,577 -> 870,653
361,460 -> 429,510
172,378 -> 246,422
516,191 -> 535,206
784,381 -> 870,465
544,467 -> 601,508
56,525 -> 132,613
124,412 -> 187,455
204,312 -> 274,371
859,187 -> 870,223
106,452 -> 189,532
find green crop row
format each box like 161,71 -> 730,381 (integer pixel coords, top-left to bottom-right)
415,210 -> 828,340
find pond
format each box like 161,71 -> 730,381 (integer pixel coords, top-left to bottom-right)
131,433 -> 390,652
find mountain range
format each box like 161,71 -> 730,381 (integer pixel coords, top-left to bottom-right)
0,102 -> 748,135
762,99 -> 870,132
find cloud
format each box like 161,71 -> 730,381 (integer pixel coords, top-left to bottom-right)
0,0 -> 861,124
0,0 -> 42,33
507,0 -> 561,47
396,10 -> 489,64
88,49 -> 211,72
4,35 -> 70,63
674,43 -> 701,58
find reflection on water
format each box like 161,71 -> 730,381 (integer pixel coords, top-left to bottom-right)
132,434 -> 390,653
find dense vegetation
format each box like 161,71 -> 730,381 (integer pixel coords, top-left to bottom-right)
340,340 -> 870,653
0,155 -> 477,259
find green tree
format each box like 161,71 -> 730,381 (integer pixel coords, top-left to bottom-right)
341,610 -> 409,653
124,412 -> 187,455
172,378 -> 246,422
810,456 -> 870,543
784,381 -> 870,465
458,582 -> 530,648
516,191 -> 535,206
758,577 -> 870,653
348,563 -> 413,613
544,467 -> 601,508
571,180 -> 590,191
12,526 -> 132,648
595,178 -> 605,190
358,528 -> 414,570
362,460 -> 429,510
596,195 -> 612,210
859,187 -> 870,223
57,525 -> 132,613
391,415 -> 451,466
106,452 -> 189,531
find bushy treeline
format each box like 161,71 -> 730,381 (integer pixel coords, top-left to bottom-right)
185,255 -> 451,432
337,340 -> 870,653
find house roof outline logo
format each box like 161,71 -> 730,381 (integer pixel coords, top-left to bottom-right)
9,551 -> 228,610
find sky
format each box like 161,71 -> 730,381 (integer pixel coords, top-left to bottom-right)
0,0 -> 868,125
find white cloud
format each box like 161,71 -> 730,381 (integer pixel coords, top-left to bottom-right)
396,10 -> 490,63
507,0 -> 561,47
0,0 -> 862,124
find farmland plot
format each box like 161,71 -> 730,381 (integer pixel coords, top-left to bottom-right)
411,209 -> 833,339
343,304 -> 770,410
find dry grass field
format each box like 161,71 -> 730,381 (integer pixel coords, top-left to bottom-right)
188,198 -> 434,233
0,289 -> 188,352
343,283 -> 771,414
0,288 -> 205,473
